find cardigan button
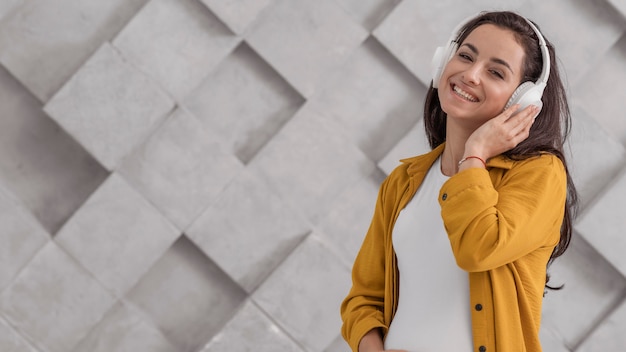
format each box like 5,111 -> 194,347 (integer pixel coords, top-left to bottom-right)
479,346 -> 486,352
442,193 -> 448,200
475,304 -> 483,311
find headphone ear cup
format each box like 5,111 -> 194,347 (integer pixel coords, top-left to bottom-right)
431,47 -> 445,88
505,81 -> 544,113
431,43 -> 458,88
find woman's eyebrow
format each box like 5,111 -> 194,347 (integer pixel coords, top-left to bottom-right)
460,43 -> 515,74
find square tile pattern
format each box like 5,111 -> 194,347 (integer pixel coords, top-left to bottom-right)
0,0 -> 148,102
1,1 -> 625,351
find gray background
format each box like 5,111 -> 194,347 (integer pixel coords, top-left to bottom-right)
1,0 -> 626,351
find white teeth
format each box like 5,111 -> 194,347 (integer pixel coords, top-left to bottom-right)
453,85 -> 478,102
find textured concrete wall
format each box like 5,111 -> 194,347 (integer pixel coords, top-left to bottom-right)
0,0 -> 625,351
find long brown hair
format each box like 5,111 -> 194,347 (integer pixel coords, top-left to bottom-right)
424,11 -> 578,289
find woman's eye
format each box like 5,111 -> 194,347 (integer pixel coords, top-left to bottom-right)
458,53 -> 472,61
490,70 -> 504,79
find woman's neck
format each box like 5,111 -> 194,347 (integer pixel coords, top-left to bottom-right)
441,117 -> 476,176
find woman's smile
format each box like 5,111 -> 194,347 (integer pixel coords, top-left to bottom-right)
452,84 -> 479,102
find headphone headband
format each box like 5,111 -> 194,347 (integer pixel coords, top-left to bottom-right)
524,19 -> 550,86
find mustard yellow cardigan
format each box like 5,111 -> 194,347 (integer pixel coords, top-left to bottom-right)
340,144 -> 567,352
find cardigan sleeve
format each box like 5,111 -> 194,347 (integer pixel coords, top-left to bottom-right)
438,154 -> 567,272
340,173 -> 393,351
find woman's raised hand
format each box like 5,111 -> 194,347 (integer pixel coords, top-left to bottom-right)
463,103 -> 539,161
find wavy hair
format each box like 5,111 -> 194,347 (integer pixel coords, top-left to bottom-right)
424,11 -> 579,289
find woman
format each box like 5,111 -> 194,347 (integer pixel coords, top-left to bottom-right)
340,11 -> 578,352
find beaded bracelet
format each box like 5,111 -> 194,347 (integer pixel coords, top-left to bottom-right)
458,156 -> 487,168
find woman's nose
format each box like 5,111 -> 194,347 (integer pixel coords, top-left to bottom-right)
463,64 -> 481,85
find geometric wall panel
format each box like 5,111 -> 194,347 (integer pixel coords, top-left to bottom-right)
540,234 -> 626,349
2,1 -> 626,351
0,183 -> 49,292
0,65 -> 109,234
572,33 -> 626,146
120,109 -> 244,230
576,168 -> 626,278
566,106 -> 626,207
248,106 -> 376,224
125,236 -> 247,352
186,169 -> 310,293
246,0 -> 368,97
183,42 -> 305,164
70,302 -> 176,352
113,0 -> 240,101
0,0 -> 148,102
253,234 -> 351,352
44,43 -> 175,170
309,36 -> 427,162
199,0 -> 275,34
333,0 -> 402,31
0,1 -> 21,22
201,300 -> 304,352
607,0 -> 626,17
325,335 -> 352,352
0,315 -> 36,352
526,0 -> 625,86
0,242 -> 117,352
316,168 -> 385,265
55,173 -> 180,297
540,327 -> 573,352
378,121 -> 431,174
577,297 -> 626,351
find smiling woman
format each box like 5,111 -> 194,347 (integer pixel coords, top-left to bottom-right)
341,11 -> 578,352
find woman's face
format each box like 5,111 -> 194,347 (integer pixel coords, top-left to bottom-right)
437,24 -> 526,126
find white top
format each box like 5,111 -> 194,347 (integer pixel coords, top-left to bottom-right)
384,156 -> 473,351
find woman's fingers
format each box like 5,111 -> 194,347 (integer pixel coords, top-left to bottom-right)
496,104 -> 538,144
508,105 -> 538,134
465,105 -> 539,160
502,103 -> 522,119
465,104 -> 538,159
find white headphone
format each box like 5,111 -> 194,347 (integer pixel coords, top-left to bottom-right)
430,13 -> 550,113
